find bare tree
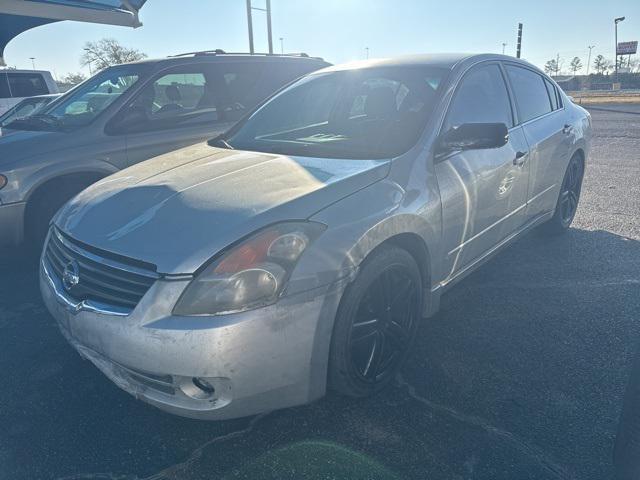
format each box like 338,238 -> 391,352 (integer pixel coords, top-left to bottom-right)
569,57 -> 583,74
61,72 -> 87,86
80,38 -> 146,71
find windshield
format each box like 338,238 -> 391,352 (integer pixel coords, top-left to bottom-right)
0,96 -> 56,127
6,65 -> 145,132
226,66 -> 447,159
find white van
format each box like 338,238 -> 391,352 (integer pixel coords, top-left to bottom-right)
0,69 -> 59,115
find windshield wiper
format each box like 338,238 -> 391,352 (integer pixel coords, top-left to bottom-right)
6,113 -> 62,131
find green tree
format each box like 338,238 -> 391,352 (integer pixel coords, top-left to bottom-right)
592,54 -> 612,75
80,38 -> 146,71
569,57 -> 583,74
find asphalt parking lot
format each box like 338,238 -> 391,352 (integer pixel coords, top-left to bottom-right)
1,104 -> 639,480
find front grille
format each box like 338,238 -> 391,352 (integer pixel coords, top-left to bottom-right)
44,228 -> 159,310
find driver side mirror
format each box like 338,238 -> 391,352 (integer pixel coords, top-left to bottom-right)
437,123 -> 509,154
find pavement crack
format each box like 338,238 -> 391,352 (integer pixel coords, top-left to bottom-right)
395,375 -> 574,480
53,412 -> 270,480
142,411 -> 270,480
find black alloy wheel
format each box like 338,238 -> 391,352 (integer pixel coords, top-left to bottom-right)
559,155 -> 583,227
348,266 -> 418,383
328,246 -> 422,397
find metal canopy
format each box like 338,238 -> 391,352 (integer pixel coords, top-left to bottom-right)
0,0 -> 147,65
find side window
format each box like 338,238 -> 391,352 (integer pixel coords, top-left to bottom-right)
120,66 -> 217,133
444,64 -> 513,131
505,65 -> 553,123
6,73 -> 49,97
544,78 -> 558,110
0,73 -> 10,98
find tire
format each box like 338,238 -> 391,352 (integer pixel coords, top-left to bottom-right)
27,180 -> 91,251
539,153 -> 584,236
328,245 -> 422,397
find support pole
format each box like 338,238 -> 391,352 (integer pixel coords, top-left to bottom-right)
246,0 -> 254,54
266,0 -> 273,54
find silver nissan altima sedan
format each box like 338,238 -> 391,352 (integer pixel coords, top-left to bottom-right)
41,54 -> 591,419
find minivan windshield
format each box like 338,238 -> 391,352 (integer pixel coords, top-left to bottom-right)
6,65 -> 147,132
226,66 -> 447,159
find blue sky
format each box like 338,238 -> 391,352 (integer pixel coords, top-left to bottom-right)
4,0 -> 639,78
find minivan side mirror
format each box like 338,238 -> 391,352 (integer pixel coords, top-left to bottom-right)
437,123 -> 509,153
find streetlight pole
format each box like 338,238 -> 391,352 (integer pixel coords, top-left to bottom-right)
365,47 -> 369,59
614,16 -> 625,79
502,42 -> 507,55
279,37 -> 284,54
586,45 -> 595,75
29,57 -> 35,70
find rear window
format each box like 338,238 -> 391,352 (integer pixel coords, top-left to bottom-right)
6,72 -> 49,97
505,65 -> 553,123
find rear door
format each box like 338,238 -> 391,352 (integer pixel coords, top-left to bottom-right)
504,64 -> 570,218
435,62 -> 530,278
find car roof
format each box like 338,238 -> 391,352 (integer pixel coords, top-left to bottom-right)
318,53 -> 538,73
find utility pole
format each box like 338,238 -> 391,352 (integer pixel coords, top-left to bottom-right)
556,53 -> 560,76
502,42 -> 507,55
586,45 -> 595,75
29,57 -> 35,70
516,22 -> 523,58
614,16 -> 625,79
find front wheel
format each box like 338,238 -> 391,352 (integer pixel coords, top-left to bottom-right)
539,153 -> 584,236
328,246 -> 422,397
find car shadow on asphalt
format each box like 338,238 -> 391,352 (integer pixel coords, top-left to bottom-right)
0,227 -> 639,480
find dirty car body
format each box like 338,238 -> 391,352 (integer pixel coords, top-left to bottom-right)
41,54 -> 592,419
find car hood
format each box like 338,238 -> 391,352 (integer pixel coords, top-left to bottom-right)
55,143 -> 390,274
0,128 -> 67,165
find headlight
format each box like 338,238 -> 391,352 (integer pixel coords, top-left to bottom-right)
0,174 -> 7,190
173,222 -> 325,316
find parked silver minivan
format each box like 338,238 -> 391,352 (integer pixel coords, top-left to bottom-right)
0,52 -> 329,247
42,54 -> 591,420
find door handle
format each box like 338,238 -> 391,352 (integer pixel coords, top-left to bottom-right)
562,124 -> 573,134
513,151 -> 527,166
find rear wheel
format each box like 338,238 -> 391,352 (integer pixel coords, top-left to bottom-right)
328,246 -> 422,397
539,153 -> 584,236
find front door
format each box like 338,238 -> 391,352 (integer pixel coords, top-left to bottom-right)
435,63 -> 530,282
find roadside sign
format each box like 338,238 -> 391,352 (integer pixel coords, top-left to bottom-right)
617,41 -> 638,55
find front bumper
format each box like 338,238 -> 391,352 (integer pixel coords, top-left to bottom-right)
0,201 -> 26,247
40,256 -> 345,420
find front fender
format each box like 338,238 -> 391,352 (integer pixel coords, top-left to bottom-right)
289,178 -> 442,314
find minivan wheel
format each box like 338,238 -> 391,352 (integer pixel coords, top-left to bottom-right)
328,246 -> 422,397
539,154 -> 584,236
27,179 -> 94,250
